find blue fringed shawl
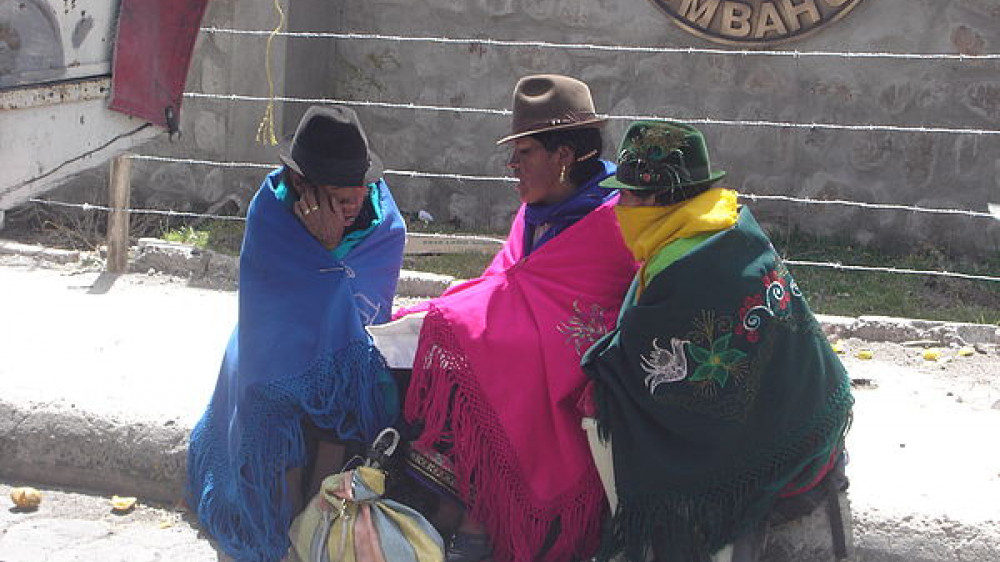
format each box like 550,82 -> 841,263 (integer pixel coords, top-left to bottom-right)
187,169 -> 406,562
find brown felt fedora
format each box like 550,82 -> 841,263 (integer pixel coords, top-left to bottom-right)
278,105 -> 383,186
496,74 -> 608,144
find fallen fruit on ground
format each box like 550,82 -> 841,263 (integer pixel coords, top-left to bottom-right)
10,487 -> 43,509
111,495 -> 138,512
922,348 -> 943,361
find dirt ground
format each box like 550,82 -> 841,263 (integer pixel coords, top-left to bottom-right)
836,337 -> 999,409
1,242 -> 999,561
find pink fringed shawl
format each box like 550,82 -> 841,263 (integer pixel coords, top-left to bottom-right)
400,200 -> 637,562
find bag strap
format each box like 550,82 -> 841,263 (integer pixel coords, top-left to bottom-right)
364,427 -> 401,469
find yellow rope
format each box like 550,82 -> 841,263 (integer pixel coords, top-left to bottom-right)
256,0 -> 287,146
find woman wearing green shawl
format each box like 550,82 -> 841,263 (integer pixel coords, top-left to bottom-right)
581,121 -> 854,562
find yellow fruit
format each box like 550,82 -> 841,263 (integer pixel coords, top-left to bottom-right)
831,341 -> 845,354
10,487 -> 42,509
855,349 -> 873,360
957,347 -> 975,357
922,348 -> 942,361
111,495 -> 138,512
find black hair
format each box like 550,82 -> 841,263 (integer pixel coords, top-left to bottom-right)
532,127 -> 604,187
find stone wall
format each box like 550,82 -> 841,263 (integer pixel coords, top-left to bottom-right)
44,0 -> 1000,256
329,0 -> 1000,254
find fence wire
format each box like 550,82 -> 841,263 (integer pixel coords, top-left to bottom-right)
26,195 -> 1000,284
20,26 -> 999,287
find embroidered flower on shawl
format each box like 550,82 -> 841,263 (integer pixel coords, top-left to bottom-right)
763,271 -> 790,310
735,264 -> 802,343
686,333 -> 747,388
775,261 -> 803,300
735,293 -> 766,343
557,301 -> 611,356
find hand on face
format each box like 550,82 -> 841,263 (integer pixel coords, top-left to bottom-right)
290,170 -> 371,250
294,184 -> 347,250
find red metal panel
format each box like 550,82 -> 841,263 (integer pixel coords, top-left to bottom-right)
109,0 -> 209,133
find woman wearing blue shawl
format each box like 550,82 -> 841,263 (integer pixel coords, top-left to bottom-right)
187,106 -> 406,562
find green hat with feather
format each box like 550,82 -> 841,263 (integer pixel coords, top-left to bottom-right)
602,120 -> 726,194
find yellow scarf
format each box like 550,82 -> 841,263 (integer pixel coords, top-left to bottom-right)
615,188 -> 739,285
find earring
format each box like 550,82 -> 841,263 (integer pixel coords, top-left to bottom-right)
559,165 -> 568,184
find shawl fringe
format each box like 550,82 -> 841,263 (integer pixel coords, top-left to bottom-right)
188,341 -> 395,562
597,375 -> 853,562
406,307 -> 604,562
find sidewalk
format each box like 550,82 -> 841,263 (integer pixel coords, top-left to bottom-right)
1,242 -> 999,561
0,241 -> 451,502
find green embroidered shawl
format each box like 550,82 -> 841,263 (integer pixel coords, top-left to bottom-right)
581,208 -> 853,562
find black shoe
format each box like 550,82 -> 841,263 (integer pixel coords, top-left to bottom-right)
446,532 -> 492,562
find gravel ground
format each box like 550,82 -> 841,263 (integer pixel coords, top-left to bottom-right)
1,241 -> 999,561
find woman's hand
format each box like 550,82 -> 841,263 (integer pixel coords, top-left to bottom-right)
294,186 -> 346,250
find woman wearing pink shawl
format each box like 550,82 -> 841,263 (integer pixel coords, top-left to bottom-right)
395,75 -> 637,562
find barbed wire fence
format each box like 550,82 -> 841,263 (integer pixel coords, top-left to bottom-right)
22,28 -> 1000,287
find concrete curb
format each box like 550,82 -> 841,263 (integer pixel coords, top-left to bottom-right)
0,239 -> 81,264
4,398 -> 998,561
0,397 -> 188,505
818,314 -> 1000,346
131,238 -> 455,298
1,238 -> 457,297
0,400 -> 855,558
7,237 -> 999,346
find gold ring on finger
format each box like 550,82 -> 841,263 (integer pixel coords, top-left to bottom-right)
310,205 -> 319,211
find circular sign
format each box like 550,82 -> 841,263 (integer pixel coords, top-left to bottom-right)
651,0 -> 866,46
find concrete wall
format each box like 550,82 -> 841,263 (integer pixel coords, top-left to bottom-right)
33,0 -> 1000,257
116,0 -> 289,218
329,0 -> 1000,253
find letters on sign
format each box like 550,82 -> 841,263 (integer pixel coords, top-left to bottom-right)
653,0 -> 865,46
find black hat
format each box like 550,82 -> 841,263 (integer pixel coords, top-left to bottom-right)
278,105 -> 384,186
